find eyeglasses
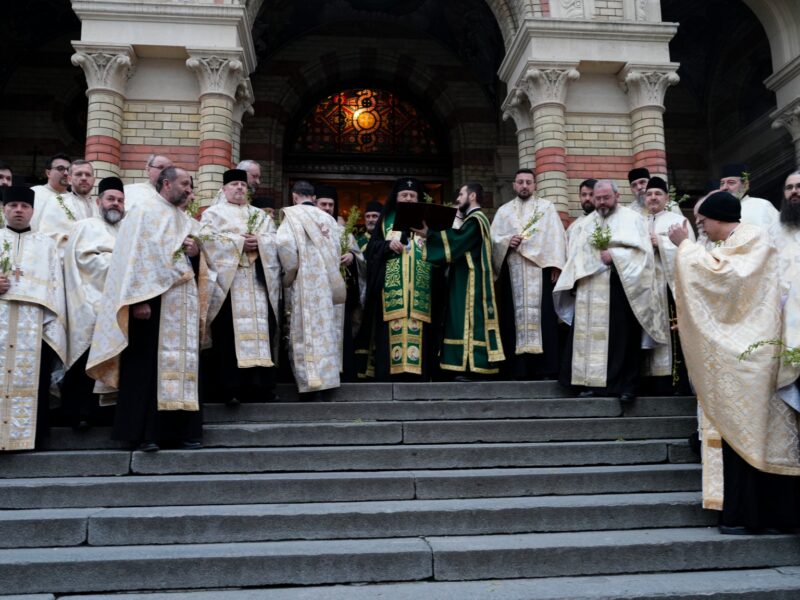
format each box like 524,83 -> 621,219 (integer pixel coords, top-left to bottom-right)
50,165 -> 69,172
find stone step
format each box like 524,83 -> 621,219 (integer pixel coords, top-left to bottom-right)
42,416 -> 697,450
54,567 -> 800,600
128,439 -> 682,475
3,529 -> 800,595
272,381 -> 572,402
0,492 -> 711,548
203,396 -> 697,423
0,464 -> 700,509
84,492 -> 711,545
0,451 -> 131,479
427,527 -> 800,581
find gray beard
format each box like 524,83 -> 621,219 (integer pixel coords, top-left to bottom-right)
103,208 -> 123,225
780,199 -> 800,227
635,193 -> 646,207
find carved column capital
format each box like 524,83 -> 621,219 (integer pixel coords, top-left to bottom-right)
619,64 -> 680,112
518,63 -> 580,110
501,88 -> 532,132
71,43 -> 136,96
233,78 -> 255,125
772,99 -> 800,142
186,49 -> 246,99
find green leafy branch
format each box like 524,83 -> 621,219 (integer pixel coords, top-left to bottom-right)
0,240 -> 12,275
668,185 -> 690,211
590,221 -> 612,250
738,338 -> 800,367
172,232 -> 237,263
246,209 -> 267,235
521,207 -> 543,240
340,207 -> 361,279
56,194 -> 76,222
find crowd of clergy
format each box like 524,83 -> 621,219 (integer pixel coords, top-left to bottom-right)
2,152 -> 800,536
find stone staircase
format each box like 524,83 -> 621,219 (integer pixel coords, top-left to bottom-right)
2,382 -> 800,599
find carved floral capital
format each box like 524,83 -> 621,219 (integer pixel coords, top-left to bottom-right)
71,43 -> 136,96
501,88 -> 532,132
186,49 -> 246,99
519,64 -> 580,110
620,64 -> 680,112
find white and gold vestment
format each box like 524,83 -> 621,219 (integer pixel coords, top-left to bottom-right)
31,192 -> 97,253
0,228 -> 66,451
200,201 -> 281,368
87,195 -> 216,411
675,223 -> 800,510
276,204 -> 346,392
491,197 -> 566,354
62,217 -> 120,369
554,206 -> 667,388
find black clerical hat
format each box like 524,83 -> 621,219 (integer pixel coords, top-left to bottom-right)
720,164 -> 748,180
646,177 -> 668,192
392,177 -> 424,196
252,196 -> 275,209
698,191 -> 741,222
628,168 -> 650,183
223,169 -> 248,185
98,176 -> 124,195
2,185 -> 34,206
315,184 -> 338,201
365,201 -> 383,214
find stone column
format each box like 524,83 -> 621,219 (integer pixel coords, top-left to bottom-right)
772,99 -> 800,168
518,64 -> 580,212
71,43 -> 136,179
186,49 -> 246,202
501,88 -> 535,169
619,64 -> 680,177
231,79 -> 255,167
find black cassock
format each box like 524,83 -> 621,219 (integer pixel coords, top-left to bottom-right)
497,261 -> 560,380
721,440 -> 800,531
355,227 -> 445,382
112,258 -> 202,446
341,258 -> 360,383
559,269 -> 641,396
61,350 -> 113,427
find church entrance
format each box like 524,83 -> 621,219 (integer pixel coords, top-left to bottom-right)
283,87 -> 450,217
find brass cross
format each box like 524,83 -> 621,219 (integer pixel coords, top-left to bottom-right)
12,266 -> 22,282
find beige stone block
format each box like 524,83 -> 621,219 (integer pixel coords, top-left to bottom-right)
180,122 -> 198,131
125,136 -> 144,145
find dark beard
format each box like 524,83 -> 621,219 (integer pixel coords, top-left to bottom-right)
582,203 -> 595,215
780,199 -> 800,227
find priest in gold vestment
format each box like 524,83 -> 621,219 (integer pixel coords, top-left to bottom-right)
61,177 -> 125,428
276,180 -> 346,398
200,169 -> 281,403
555,180 -> 667,401
491,168 -> 566,379
0,186 -> 66,451
642,177 -> 695,394
670,190 -> 800,534
88,167 -> 214,451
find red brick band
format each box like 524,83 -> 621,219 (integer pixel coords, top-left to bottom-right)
199,139 -> 233,168
85,135 -> 121,164
120,144 -> 199,171
565,155 -> 634,180
633,149 -> 667,174
535,147 -> 567,176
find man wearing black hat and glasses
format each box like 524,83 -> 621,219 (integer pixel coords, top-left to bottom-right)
0,186 -> 66,451
719,164 -> 779,240
670,191 -> 800,535
62,177 -> 127,429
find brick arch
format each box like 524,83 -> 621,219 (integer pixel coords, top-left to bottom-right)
242,44 -> 499,201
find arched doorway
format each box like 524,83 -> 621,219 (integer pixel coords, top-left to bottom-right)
283,87 -> 450,214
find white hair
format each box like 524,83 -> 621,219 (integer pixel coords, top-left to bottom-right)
595,179 -> 619,194
236,159 -> 259,171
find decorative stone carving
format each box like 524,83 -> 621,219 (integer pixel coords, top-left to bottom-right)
186,49 -> 246,99
773,99 -> 800,142
637,0 -> 649,20
620,64 -> 680,111
519,65 -> 580,109
501,88 -> 532,131
70,43 -> 136,96
560,0 -> 585,18
233,78 -> 255,125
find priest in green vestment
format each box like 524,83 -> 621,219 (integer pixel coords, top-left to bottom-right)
356,178 -> 443,381
414,182 -> 504,376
